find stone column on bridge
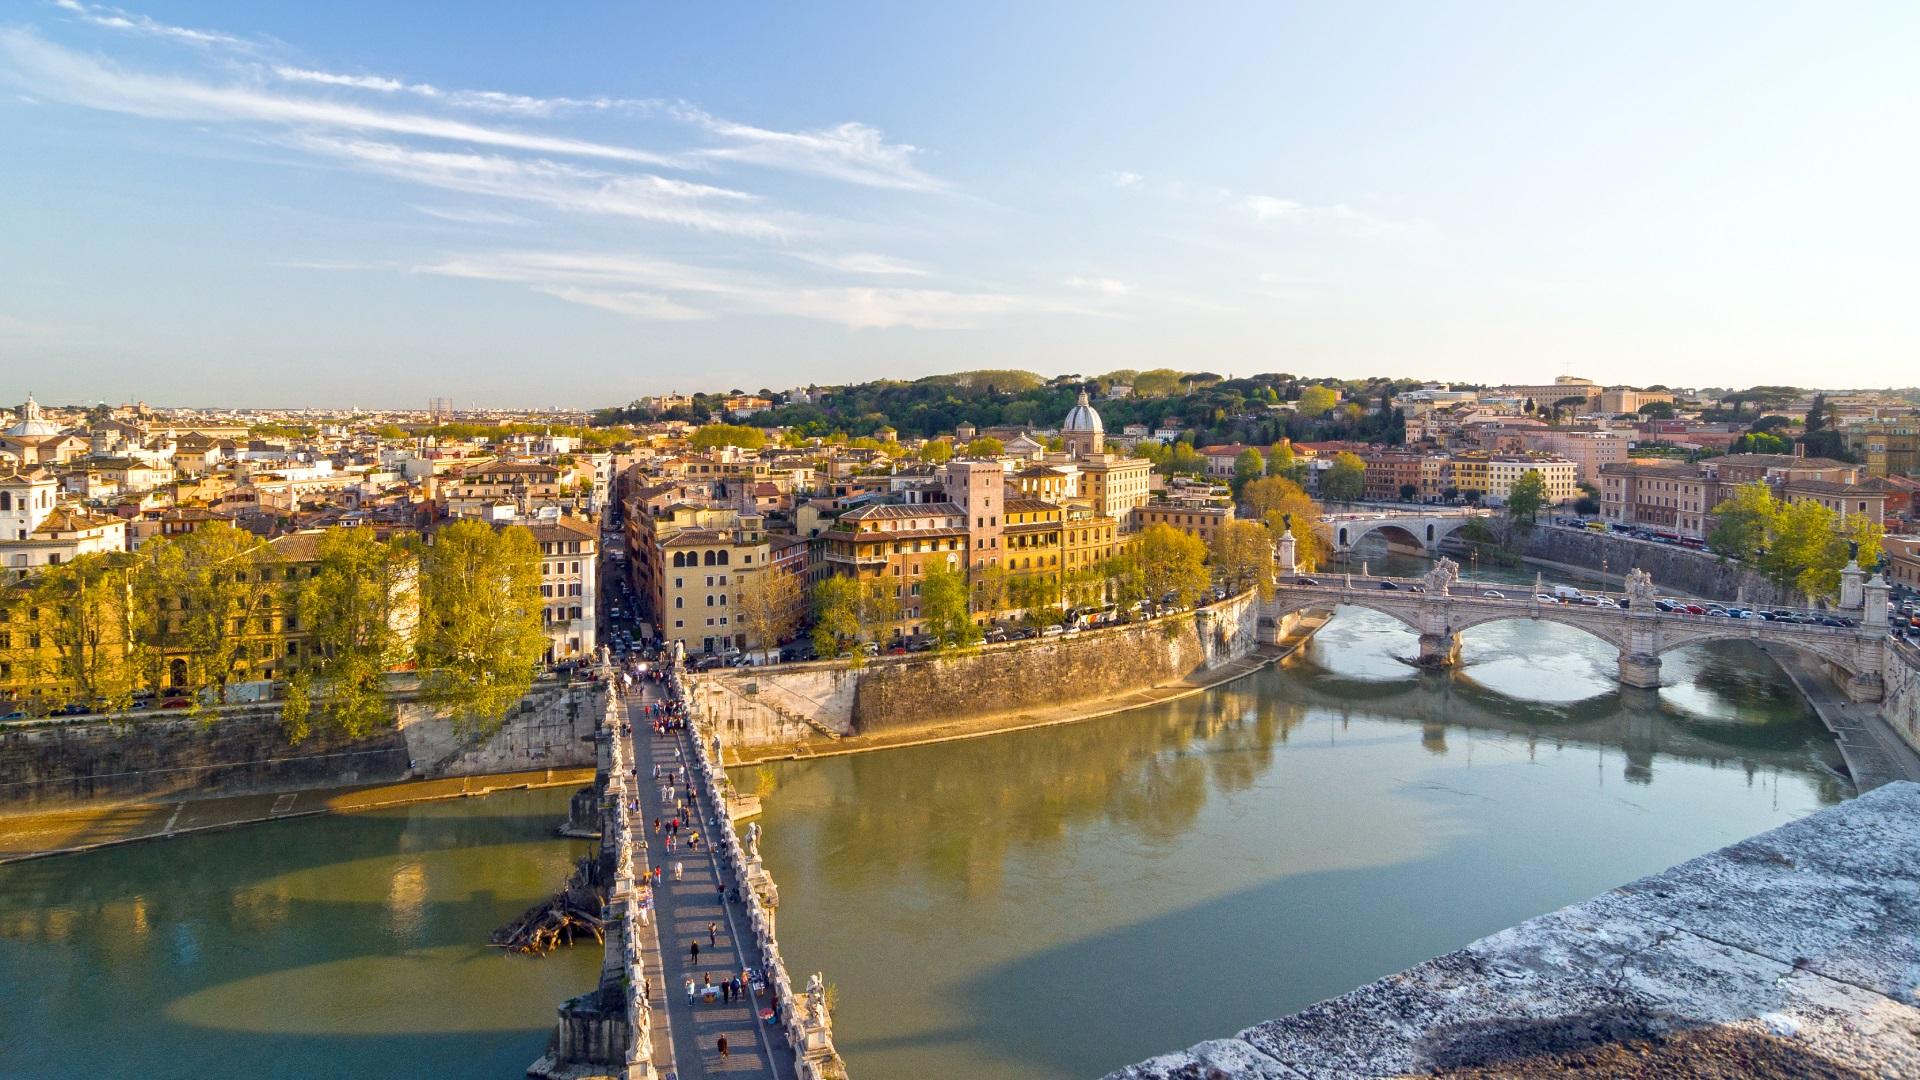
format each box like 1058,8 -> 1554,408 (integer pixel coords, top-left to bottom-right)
1617,568 -> 1663,690
1414,558 -> 1462,669
1841,559 -> 1866,611
1840,572 -> 1891,703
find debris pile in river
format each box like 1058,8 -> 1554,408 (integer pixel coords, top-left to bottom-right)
492,856 -> 605,956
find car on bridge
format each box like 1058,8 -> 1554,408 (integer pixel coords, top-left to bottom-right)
1378,580 -> 1399,590
1295,576 -> 1321,586
1482,590 -> 1506,599
1535,593 -> 1559,604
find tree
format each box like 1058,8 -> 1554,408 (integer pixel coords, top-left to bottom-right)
1132,524 -> 1210,608
1231,448 -> 1265,496
28,552 -> 141,713
735,567 -> 804,663
1161,442 -> 1206,477
859,577 -> 900,643
1761,499 -> 1839,599
288,527 -> 416,740
916,440 -> 954,465
919,563 -> 979,648
1399,483 -> 1419,502
809,577 -> 861,657
972,562 -> 1012,619
1637,401 -> 1678,419
690,423 -> 767,451
1208,520 -> 1276,599
142,522 -> 281,706
963,436 -> 1005,458
1707,482 -> 1776,562
1321,452 -> 1366,502
1730,431 -> 1791,455
1266,439 -> 1299,480
416,521 -> 546,732
1297,385 -> 1339,416
1506,470 -> 1549,525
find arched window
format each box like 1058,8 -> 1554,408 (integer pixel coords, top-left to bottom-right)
716,550 -> 729,566
671,551 -> 685,568
704,550 -> 717,566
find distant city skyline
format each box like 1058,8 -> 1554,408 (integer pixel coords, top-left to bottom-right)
2,1 -> 1916,406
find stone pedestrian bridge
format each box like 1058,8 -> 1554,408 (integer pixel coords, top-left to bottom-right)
1314,508 -> 1492,556
1264,560 -> 1893,703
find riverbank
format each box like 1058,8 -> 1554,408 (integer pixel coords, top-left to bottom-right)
1762,644 -> 1920,791
0,765 -> 593,864
722,610 -> 1333,768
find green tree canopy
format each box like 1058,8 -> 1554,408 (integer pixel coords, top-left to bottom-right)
416,521 -> 546,732
919,563 -> 979,647
1320,451 -> 1366,502
690,423 -> 768,451
1505,469 -> 1549,525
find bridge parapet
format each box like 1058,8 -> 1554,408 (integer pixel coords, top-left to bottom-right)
531,688 -> 657,1080
678,661 -> 847,1079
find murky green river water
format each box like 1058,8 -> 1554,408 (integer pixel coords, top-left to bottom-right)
0,556 -> 1846,1078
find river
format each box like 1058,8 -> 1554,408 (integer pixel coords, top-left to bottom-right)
0,556 -> 1848,1078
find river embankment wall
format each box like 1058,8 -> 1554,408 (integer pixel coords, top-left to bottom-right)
1884,640 -> 1920,756
1524,527 -> 1789,607
0,683 -> 599,811
695,590 -> 1263,748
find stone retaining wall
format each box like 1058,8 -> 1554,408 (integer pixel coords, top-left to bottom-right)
1885,641 -> 1920,756
696,590 -> 1261,746
0,684 -> 598,811
1525,527 -> 1788,606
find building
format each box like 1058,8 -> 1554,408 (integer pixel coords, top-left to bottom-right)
1359,449 -> 1448,502
1445,452 -> 1577,506
817,501 -> 968,639
1132,499 -> 1234,545
1598,388 -> 1675,416
1077,454 -> 1155,526
1599,454 -> 1887,540
1002,496 -> 1064,606
1496,377 -> 1601,412
1521,430 -> 1629,485
640,503 -> 771,657
443,461 -> 573,520
1844,419 -> 1920,478
1885,535 -> 1920,593
525,517 -> 598,663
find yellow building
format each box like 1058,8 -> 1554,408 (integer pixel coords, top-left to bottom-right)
817,501 -> 968,640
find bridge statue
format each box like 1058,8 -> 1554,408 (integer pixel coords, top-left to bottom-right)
744,821 -> 762,861
1624,568 -> 1658,609
806,972 -> 829,1027
1422,557 -> 1460,597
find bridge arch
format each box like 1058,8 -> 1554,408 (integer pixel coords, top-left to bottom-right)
1330,516 -> 1477,556
1648,625 -> 1865,676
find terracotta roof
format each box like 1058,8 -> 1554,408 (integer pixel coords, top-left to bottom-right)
838,501 -> 964,520
266,530 -> 327,562
1005,497 -> 1061,514
521,516 -> 599,542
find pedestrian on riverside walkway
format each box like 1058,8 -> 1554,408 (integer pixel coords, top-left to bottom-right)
708,921 -> 717,947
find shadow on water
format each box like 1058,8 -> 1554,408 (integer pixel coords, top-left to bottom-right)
0,787 -> 599,1079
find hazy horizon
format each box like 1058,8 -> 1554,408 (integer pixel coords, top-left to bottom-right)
3,2 -> 1916,406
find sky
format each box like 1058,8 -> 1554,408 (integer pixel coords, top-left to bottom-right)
0,1 -> 1915,408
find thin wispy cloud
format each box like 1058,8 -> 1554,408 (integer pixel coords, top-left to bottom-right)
676,106 -> 942,192
418,250 -> 1097,329
1065,275 -> 1132,296
0,30 -> 684,168
52,0 -> 260,52
271,64 -> 659,118
1109,170 -> 1143,189
789,252 -> 930,276
412,205 -> 533,227
296,136 -> 797,238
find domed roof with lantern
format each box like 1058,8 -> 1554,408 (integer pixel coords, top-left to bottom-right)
1062,389 -> 1104,435
4,394 -> 62,439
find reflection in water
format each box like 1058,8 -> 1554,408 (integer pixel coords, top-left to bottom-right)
0,788 -> 598,1080
0,547 -> 1854,1080
758,568 -> 1849,1080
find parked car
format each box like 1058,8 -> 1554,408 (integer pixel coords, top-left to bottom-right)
160,697 -> 193,709
983,628 -> 1007,644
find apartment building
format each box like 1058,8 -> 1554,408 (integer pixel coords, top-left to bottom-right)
1521,430 -> 1628,485
1132,499 -> 1235,545
1600,453 -> 1888,539
650,507 -> 770,657
525,516 -> 598,663
817,501 -> 968,639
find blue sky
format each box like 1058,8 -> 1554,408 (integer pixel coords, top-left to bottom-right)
1,1 -> 1914,407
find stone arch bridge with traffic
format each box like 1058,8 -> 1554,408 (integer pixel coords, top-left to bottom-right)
1260,560 -> 1893,703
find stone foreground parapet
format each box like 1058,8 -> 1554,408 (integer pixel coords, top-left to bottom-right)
1107,781 -> 1920,1078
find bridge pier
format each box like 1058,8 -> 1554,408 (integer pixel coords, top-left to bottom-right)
1416,631 -> 1461,668
1617,652 -> 1663,690
1840,665 -> 1885,704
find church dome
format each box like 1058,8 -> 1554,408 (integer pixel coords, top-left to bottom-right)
4,395 -> 61,439
1062,390 -> 1104,434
